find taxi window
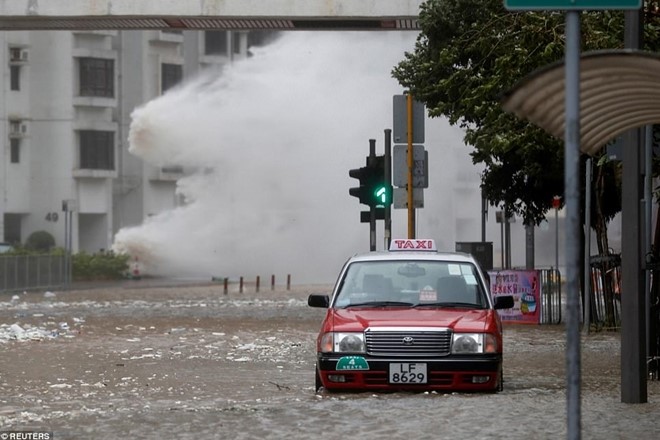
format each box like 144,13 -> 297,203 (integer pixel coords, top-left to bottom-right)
333,260 -> 487,308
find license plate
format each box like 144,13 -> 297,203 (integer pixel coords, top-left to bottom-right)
388,363 -> 427,384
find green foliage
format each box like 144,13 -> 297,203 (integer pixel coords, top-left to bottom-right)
392,0 -> 660,225
72,251 -> 130,281
1,244 -> 67,256
25,230 -> 56,252
1,245 -> 129,281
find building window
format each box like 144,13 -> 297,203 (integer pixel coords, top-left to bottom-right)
3,213 -> 21,244
79,57 -> 114,98
10,138 -> 20,163
10,65 -> 20,91
79,130 -> 114,170
161,63 -> 182,93
205,31 -> 228,55
9,120 -> 25,137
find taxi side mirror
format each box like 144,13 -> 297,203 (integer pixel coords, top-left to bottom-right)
494,295 -> 514,310
308,294 -> 329,308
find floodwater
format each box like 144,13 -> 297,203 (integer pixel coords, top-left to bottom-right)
0,282 -> 658,439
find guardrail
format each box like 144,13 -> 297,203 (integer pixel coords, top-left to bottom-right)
0,254 -> 67,292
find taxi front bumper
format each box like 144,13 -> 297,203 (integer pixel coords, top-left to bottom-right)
317,353 -> 502,391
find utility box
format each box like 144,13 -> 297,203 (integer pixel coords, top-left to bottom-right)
456,242 -> 493,272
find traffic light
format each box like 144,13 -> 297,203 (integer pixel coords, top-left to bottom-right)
349,155 -> 392,207
369,155 -> 392,207
349,165 -> 372,205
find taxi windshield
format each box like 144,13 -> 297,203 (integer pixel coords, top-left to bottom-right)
333,260 -> 487,309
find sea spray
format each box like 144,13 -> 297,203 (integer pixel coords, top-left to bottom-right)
113,31 -> 469,283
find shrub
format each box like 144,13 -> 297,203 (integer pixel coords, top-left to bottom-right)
72,251 -> 131,281
25,231 -> 56,252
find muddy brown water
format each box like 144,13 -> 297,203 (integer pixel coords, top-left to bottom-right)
1,283 -> 658,439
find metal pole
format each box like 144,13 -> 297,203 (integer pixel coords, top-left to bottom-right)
369,139 -> 377,251
505,208 -> 511,269
555,207 -> 559,271
481,194 -> 487,242
621,7 -> 647,405
564,10 -> 582,440
63,203 -> 69,286
584,157 -> 592,334
525,223 -> 534,270
68,210 -> 73,285
500,215 -> 504,270
384,129 -> 392,250
406,94 -> 415,238
645,125 -> 652,360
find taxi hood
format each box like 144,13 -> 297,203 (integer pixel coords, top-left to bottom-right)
329,307 -> 492,333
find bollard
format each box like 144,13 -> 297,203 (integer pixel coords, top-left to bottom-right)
287,274 -> 291,290
271,274 -> 275,291
132,256 -> 141,280
224,277 -> 228,295
239,276 -> 244,293
256,275 -> 260,293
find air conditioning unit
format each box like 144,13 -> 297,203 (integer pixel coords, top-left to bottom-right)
9,121 -> 27,137
161,165 -> 184,174
9,48 -> 28,62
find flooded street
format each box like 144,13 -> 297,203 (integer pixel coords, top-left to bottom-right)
1,282 -> 658,439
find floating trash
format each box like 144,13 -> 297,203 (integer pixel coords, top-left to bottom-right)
10,323 -> 25,336
0,322 -> 63,342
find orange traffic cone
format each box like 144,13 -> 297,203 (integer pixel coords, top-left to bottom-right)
132,256 -> 141,280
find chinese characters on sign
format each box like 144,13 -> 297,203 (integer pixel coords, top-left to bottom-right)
490,270 -> 541,324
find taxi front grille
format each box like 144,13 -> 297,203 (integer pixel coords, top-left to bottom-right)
365,330 -> 452,357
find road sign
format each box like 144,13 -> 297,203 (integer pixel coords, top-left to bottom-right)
393,145 -> 428,188
504,0 -> 641,10
393,187 -> 423,209
393,95 -> 425,144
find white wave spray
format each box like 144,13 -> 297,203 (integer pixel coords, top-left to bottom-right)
112,31 -> 472,283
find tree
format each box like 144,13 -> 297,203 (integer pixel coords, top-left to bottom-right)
25,230 -> 56,252
392,0 -> 660,227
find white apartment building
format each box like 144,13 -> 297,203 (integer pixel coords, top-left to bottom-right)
0,29 -> 277,253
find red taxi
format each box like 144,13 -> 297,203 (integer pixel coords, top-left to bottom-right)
308,239 -> 514,392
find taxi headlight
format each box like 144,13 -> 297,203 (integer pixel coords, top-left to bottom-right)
452,333 -> 483,354
320,332 -> 365,353
451,333 -> 498,354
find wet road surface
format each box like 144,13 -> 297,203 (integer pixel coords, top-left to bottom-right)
1,282 -> 658,439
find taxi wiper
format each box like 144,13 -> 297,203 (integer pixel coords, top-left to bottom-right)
343,301 -> 415,308
413,302 -> 480,309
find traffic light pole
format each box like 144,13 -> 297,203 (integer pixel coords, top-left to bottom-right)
369,139 -> 377,251
384,129 -> 392,250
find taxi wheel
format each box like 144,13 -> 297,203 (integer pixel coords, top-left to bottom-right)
497,367 -> 504,392
315,366 -> 323,393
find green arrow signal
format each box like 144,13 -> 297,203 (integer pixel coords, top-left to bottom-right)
375,186 -> 387,204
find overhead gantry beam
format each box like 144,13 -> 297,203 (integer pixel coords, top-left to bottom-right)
0,0 -> 423,30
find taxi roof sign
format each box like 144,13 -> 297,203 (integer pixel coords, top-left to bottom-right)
389,239 -> 437,251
